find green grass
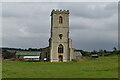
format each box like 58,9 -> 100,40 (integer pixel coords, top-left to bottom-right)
0,60 -> 2,79
2,55 -> 118,78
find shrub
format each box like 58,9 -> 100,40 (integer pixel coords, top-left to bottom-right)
2,50 -> 16,59
72,58 -> 80,62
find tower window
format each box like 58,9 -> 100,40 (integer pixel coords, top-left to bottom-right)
59,34 -> 63,39
58,44 -> 63,53
59,16 -> 63,24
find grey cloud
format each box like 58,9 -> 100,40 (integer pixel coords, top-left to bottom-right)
58,2 -> 117,19
71,29 -> 117,51
2,2 -> 58,18
2,2 -> 118,51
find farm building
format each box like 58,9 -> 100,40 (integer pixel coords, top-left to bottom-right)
90,54 -> 99,58
16,51 -> 41,61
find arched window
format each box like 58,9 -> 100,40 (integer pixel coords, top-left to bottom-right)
59,34 -> 63,39
59,16 -> 63,24
58,44 -> 63,53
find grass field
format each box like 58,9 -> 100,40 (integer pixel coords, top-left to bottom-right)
2,55 -> 118,78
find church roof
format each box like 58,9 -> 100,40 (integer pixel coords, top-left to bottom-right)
16,51 -> 41,56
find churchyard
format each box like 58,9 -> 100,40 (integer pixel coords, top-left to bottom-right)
2,54 -> 118,78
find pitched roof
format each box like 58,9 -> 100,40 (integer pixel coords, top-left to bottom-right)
16,51 -> 41,56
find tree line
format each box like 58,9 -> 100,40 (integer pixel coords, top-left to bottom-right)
77,47 -> 120,57
1,47 -> 120,59
1,47 -> 43,59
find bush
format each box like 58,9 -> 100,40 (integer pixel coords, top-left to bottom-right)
2,50 -> 16,59
72,58 -> 80,62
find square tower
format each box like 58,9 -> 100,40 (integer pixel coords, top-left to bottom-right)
49,9 -> 72,62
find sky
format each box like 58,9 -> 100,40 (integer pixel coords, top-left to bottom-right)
2,2 -> 118,51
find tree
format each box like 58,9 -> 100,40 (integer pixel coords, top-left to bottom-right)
113,47 -> 117,51
79,49 -> 90,56
98,49 -> 104,56
112,47 -> 119,54
2,50 -> 16,59
91,50 -> 97,54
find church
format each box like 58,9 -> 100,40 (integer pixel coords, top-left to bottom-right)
40,9 -> 82,62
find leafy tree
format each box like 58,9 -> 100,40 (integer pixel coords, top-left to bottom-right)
79,50 -> 90,56
2,50 -> 16,59
98,49 -> 104,56
113,47 -> 117,51
91,50 -> 97,54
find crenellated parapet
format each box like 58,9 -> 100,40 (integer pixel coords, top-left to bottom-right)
51,9 -> 69,16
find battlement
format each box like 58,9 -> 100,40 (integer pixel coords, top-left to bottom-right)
51,9 -> 69,16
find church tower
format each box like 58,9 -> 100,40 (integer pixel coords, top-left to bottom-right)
49,9 -> 73,62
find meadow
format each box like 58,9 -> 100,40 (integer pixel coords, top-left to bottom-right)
2,55 -> 118,78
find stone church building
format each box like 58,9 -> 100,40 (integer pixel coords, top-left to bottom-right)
40,9 -> 82,62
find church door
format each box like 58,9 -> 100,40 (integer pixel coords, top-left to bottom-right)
58,55 -> 63,62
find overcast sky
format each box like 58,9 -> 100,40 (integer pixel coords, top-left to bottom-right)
2,2 -> 118,51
